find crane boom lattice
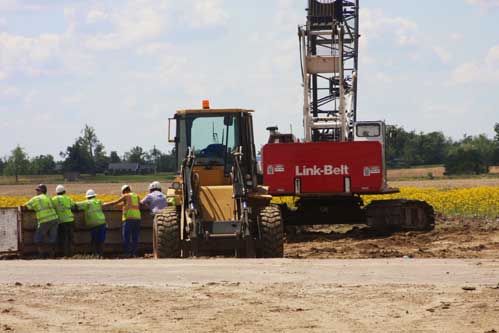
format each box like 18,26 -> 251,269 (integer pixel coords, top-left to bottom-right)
300,0 -> 359,142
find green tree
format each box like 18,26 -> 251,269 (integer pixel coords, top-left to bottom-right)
494,123 -> 499,143
444,134 -> 497,175
124,146 -> 146,164
30,155 -> 56,175
386,126 -> 452,168
157,149 -> 177,172
61,125 -> 107,174
94,143 -> 109,173
0,157 -> 5,175
60,138 -> 93,173
80,125 -> 101,175
444,146 -> 488,175
385,125 -> 409,167
3,146 -> 31,182
109,151 -> 121,163
149,146 -> 162,173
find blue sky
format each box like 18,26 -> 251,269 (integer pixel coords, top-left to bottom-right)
1,0 -> 498,158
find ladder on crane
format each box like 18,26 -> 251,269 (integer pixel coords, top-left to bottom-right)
299,0 -> 359,143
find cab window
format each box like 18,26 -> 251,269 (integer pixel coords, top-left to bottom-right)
356,124 -> 380,137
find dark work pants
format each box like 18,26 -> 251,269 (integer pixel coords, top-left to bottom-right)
90,224 -> 107,257
123,219 -> 141,257
58,222 -> 74,257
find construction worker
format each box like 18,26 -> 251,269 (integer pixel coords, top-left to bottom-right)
21,184 -> 59,258
52,185 -> 76,257
140,181 -> 167,215
77,189 -> 107,258
104,185 -> 141,257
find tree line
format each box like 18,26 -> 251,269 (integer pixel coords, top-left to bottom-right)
386,123 -> 499,175
1,125 -> 176,180
2,123 -> 499,179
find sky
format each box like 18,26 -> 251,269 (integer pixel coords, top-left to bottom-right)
0,0 -> 499,159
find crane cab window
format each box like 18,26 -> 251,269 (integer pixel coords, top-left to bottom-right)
356,123 -> 381,138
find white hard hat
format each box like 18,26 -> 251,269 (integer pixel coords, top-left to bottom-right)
149,181 -> 161,191
121,184 -> 131,193
86,189 -> 96,198
55,184 -> 65,194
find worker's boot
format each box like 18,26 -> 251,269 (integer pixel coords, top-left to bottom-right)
67,243 -> 74,258
91,242 -> 98,258
97,244 -> 104,259
48,246 -> 56,259
36,246 -> 44,259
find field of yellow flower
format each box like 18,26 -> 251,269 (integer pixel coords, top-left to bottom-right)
272,186 -> 499,218
0,195 -> 121,208
1,187 -> 498,218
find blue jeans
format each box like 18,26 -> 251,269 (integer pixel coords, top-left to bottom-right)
123,219 -> 141,256
34,220 -> 59,245
90,224 -> 107,245
90,224 -> 106,256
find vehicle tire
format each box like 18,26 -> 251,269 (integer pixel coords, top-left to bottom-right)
153,207 -> 181,258
259,205 -> 284,258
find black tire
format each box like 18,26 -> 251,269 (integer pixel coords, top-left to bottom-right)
259,205 -> 284,258
153,207 -> 181,258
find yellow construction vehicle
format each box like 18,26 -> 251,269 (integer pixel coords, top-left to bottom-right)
153,101 -> 284,258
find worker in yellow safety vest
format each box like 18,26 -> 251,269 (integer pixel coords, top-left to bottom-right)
77,189 -> 107,258
52,184 -> 76,257
21,184 -> 59,258
104,185 -> 141,257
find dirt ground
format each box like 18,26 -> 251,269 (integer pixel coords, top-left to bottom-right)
0,282 -> 498,332
388,166 -> 499,179
0,259 -> 498,333
285,216 -> 499,259
1,180 -> 499,332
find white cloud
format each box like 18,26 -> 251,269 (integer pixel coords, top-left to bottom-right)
0,85 -> 18,97
486,45 -> 499,62
187,0 -> 228,28
0,32 -> 62,79
361,8 -> 419,47
84,0 -> 228,51
85,4 -> 167,50
0,0 -> 42,12
466,0 -> 499,9
433,46 -> 452,64
450,33 -> 464,42
86,9 -> 109,23
450,45 -> 499,84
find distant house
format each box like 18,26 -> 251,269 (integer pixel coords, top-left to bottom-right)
107,163 -> 155,175
63,172 -> 80,181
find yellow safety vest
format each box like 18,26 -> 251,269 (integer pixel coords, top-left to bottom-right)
25,194 -> 59,224
122,192 -> 141,221
52,195 -> 75,223
77,198 -> 106,228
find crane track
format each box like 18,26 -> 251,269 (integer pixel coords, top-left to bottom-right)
365,199 -> 435,231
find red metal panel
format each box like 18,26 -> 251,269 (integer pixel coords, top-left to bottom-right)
262,141 -> 383,195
